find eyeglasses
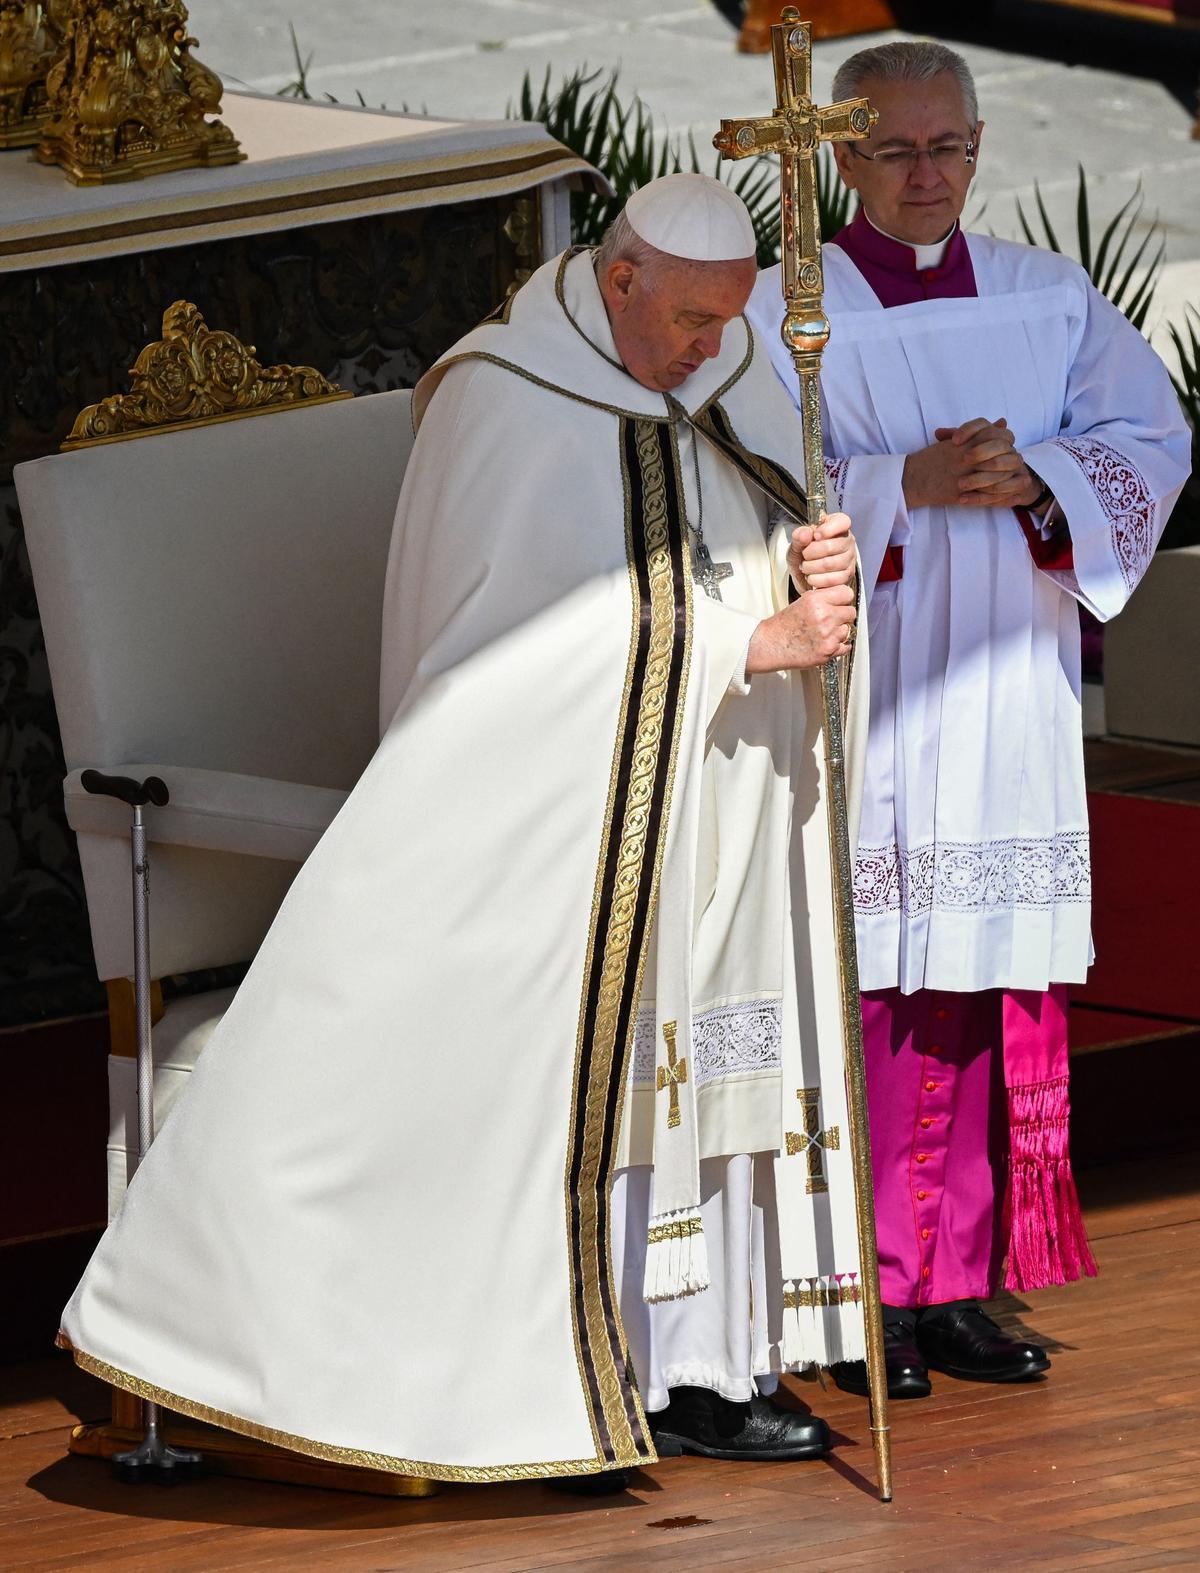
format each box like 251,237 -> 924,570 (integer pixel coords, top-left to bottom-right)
851,139 -> 977,173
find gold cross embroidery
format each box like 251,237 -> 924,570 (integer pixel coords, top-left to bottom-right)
786,1087 -> 840,1194
656,1021 -> 688,1130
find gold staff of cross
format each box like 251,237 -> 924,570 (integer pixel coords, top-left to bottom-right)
715,9 -> 893,1506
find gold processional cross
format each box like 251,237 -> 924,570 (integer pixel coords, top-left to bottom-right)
714,10 -> 894,1504
714,11 -> 874,519
657,1020 -> 687,1130
786,1087 -> 841,1195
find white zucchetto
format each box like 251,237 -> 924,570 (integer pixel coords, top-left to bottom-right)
625,173 -> 757,263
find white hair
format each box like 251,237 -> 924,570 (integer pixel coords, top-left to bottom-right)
593,209 -> 671,292
832,40 -> 978,127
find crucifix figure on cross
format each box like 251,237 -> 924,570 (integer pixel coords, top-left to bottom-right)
656,1020 -> 688,1130
692,540 -> 734,601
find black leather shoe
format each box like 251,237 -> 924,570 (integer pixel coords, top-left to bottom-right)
547,1468 -> 632,1496
650,1387 -> 829,1461
832,1320 -> 932,1400
917,1306 -> 1050,1383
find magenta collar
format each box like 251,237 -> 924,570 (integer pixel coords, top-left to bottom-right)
831,208 -> 977,307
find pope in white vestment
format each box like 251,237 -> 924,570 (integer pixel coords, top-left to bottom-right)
749,42 -> 1191,1400
60,176 -> 870,1485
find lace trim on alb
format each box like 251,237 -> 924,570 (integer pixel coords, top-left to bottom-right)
853,833 -> 1091,917
631,998 -> 782,1087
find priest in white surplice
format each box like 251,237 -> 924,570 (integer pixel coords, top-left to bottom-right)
749,42 -> 1191,1401
60,176 -> 872,1490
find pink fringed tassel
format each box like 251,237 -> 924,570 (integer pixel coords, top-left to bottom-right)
1003,1075 -> 1098,1293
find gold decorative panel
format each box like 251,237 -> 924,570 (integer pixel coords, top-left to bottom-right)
62,300 -> 350,448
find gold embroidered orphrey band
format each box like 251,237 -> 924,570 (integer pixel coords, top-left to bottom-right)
647,1215 -> 704,1246
783,1283 -> 862,1309
562,413 -> 693,1470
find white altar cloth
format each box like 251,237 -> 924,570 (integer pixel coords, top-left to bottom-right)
0,92 -> 606,273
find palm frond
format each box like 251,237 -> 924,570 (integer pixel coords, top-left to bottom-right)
1168,305 -> 1200,429
1015,168 -> 1164,330
508,67 -> 854,264
277,23 -> 315,100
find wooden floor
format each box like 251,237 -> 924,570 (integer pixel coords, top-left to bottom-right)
3,1154 -> 1198,1571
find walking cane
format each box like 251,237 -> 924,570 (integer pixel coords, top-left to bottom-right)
81,769 -> 203,1485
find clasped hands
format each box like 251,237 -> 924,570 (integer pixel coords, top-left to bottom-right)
903,417 -> 1045,512
746,513 -> 856,676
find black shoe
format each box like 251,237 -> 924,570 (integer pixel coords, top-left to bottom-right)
650,1387 -> 829,1462
917,1306 -> 1050,1383
547,1467 -> 632,1496
832,1320 -> 932,1400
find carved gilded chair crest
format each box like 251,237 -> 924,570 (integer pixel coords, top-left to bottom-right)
62,301 -> 350,449
36,0 -> 243,184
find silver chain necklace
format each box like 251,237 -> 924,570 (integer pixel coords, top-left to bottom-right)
669,400 -> 733,602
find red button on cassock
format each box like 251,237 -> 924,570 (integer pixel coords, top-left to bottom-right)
929,1045 -> 943,1055
925,1080 -> 938,1092
921,1228 -> 931,1240
916,1153 -> 928,1163
916,1189 -> 928,1200
920,1117 -> 934,1129
922,1266 -> 931,1279
935,1007 -> 949,1020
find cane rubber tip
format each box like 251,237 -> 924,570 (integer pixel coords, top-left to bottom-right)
113,1455 -> 203,1486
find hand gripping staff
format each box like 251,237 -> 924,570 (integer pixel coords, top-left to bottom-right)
714,10 -> 893,1502
80,769 -> 203,1485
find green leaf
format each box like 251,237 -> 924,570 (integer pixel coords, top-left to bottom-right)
1167,306 -> 1200,425
1075,165 -> 1091,276
1013,196 -> 1039,249
1034,183 -> 1061,255
1091,187 -> 1139,292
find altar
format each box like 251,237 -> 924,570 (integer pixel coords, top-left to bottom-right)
0,89 -> 604,1029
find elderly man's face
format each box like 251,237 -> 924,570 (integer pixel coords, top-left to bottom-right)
601,255 -> 757,392
833,72 -> 982,246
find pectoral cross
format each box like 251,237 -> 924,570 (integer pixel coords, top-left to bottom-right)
714,10 -> 875,516
693,540 -> 734,601
785,1086 -> 840,1194
656,1020 -> 688,1130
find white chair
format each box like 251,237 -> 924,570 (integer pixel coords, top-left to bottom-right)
18,379 -> 415,1215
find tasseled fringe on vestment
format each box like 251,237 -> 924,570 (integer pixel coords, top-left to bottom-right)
779,1274 -> 865,1367
643,1208 -> 710,1302
1003,1075 -> 1097,1293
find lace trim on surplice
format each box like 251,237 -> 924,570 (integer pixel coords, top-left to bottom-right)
824,456 -> 850,508
1054,434 -> 1155,590
631,998 -> 782,1087
853,833 -> 1091,917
